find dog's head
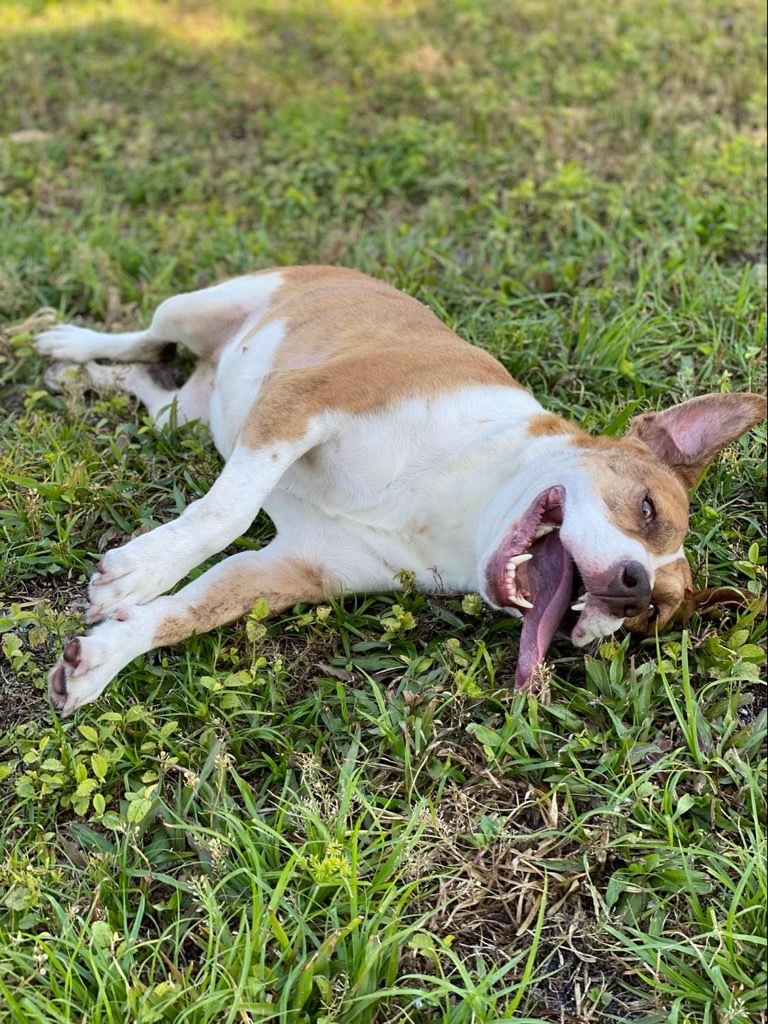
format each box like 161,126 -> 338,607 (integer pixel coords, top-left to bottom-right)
481,392 -> 766,688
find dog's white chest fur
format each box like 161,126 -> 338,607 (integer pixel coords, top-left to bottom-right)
265,386 -> 544,592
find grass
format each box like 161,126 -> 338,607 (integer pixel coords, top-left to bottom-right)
0,0 -> 766,1020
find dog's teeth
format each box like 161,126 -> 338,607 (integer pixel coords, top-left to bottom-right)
508,552 -> 533,566
571,601 -> 586,612
534,523 -> 555,539
509,595 -> 534,609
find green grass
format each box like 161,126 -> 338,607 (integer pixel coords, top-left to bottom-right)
0,0 -> 766,1021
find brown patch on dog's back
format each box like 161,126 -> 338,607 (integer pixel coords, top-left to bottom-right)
526,413 -> 584,438
238,268 -> 524,448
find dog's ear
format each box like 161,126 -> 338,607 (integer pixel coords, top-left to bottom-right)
626,393 -> 767,490
676,586 -> 763,625
625,586 -> 763,636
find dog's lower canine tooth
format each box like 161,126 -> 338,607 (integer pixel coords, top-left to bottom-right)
571,601 -> 586,612
509,595 -> 534,609
508,552 -> 533,566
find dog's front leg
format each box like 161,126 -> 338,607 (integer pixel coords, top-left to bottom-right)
88,428 -> 328,621
49,547 -> 335,714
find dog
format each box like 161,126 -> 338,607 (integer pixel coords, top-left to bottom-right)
35,266 -> 766,715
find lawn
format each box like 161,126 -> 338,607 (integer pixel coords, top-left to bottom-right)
0,0 -> 766,1021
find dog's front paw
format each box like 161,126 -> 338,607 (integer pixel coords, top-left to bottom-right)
88,538 -> 177,620
36,324 -> 104,363
48,628 -> 130,715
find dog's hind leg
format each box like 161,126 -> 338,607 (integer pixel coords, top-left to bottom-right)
47,545 -> 336,714
44,359 -> 215,428
35,272 -> 283,364
35,323 -> 168,364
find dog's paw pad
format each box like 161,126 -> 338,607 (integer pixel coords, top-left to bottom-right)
49,662 -> 69,699
47,623 -> 139,715
62,638 -> 82,668
48,640 -> 82,712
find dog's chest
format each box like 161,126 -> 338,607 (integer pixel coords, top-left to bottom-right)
268,390 -> 544,580
283,391 -> 534,503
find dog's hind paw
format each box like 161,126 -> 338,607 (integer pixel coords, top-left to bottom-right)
42,361 -> 89,394
35,324 -> 105,363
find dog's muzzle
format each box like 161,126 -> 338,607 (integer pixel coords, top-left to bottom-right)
591,560 -> 652,619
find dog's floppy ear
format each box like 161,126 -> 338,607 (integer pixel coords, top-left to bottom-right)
626,393 -> 767,490
626,586 -> 764,636
676,586 -> 764,625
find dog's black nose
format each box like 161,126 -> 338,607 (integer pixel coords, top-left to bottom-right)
621,561 -> 652,616
600,561 -> 651,618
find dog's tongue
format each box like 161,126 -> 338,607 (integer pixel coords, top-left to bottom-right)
515,532 -> 574,688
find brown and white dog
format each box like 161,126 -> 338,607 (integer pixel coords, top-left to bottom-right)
36,266 -> 766,715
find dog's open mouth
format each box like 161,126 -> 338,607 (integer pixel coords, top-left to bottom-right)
484,486 -> 580,688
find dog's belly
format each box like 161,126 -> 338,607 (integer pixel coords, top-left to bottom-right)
263,478 -> 483,595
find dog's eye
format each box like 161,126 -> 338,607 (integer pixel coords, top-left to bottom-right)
641,496 -> 656,524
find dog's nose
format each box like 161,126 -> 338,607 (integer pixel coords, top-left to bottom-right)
600,561 -> 652,618
621,561 -> 652,616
